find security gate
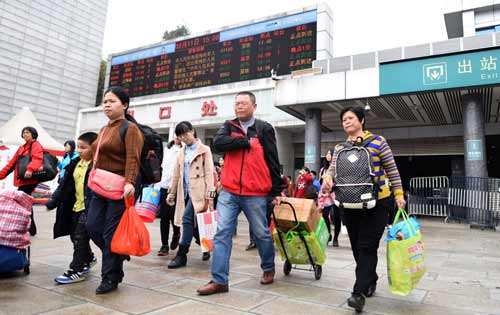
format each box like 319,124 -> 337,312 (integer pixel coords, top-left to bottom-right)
448,177 -> 500,230
408,176 -> 449,217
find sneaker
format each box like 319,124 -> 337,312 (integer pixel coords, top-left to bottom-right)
158,245 -> 169,256
82,256 -> 97,274
55,270 -> 85,284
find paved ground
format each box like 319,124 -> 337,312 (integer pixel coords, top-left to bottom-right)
1,205 -> 500,315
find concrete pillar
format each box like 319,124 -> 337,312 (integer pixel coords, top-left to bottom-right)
275,128 -> 294,177
462,93 -> 488,178
196,128 -> 206,144
304,108 -> 321,173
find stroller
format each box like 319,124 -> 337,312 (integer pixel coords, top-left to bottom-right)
0,190 -> 32,274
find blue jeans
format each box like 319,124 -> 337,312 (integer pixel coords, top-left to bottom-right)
179,196 -> 196,248
211,189 -> 275,285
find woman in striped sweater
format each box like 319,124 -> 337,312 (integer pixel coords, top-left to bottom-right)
322,106 -> 405,313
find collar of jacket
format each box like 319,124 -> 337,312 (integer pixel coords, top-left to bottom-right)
346,130 -> 374,143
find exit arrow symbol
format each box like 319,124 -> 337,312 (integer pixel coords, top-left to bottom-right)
430,70 -> 440,80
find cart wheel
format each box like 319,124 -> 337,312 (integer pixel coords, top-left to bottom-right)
313,265 -> 322,280
24,265 -> 30,275
283,261 -> 292,275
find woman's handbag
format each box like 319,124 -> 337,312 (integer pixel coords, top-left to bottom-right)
88,127 -> 126,200
17,143 -> 58,182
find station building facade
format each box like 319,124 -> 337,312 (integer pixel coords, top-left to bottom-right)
78,2 -> 500,187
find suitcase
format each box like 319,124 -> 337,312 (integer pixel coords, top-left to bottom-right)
0,245 -> 30,274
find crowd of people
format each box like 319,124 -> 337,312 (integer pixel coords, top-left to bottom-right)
0,87 -> 405,313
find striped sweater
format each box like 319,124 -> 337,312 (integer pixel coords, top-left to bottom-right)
326,130 -> 404,200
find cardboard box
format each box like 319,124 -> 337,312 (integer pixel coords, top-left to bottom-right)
273,197 -> 321,232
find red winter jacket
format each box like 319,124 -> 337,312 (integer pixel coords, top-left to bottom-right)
213,119 -> 282,197
0,140 -> 43,187
294,173 -> 314,198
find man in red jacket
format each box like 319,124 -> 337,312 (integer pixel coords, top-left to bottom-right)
197,91 -> 282,295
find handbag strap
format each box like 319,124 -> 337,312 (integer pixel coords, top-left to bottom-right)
92,127 -> 107,167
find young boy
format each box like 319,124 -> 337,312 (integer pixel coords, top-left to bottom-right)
47,132 -> 98,284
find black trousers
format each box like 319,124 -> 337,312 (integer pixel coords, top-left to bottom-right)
343,198 -> 390,295
323,205 -> 342,241
18,184 -> 37,236
86,192 -> 126,283
69,211 -> 94,272
159,188 -> 180,246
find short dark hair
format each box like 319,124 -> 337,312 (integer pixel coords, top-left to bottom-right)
78,132 -> 98,145
21,126 -> 38,140
302,166 -> 310,173
175,121 -> 197,138
236,91 -> 256,104
311,170 -> 317,176
104,86 -> 130,107
340,106 -> 366,129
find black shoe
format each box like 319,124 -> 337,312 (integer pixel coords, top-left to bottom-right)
95,279 -> 118,295
347,294 -> 365,313
170,234 -> 180,250
157,245 -> 169,256
168,245 -> 188,268
332,239 -> 339,247
366,283 -> 377,297
245,241 -> 257,251
202,252 -> 210,261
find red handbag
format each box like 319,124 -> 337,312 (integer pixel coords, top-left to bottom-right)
88,127 -> 125,200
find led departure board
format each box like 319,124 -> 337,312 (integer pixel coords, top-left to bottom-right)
109,10 -> 317,97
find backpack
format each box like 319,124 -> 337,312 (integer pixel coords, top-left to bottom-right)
333,136 -> 378,210
305,181 -> 318,199
120,120 -> 163,185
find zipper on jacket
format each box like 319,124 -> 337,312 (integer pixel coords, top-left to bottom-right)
239,149 -> 245,194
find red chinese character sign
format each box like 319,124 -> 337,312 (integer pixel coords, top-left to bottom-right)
159,106 -> 172,119
201,100 -> 217,117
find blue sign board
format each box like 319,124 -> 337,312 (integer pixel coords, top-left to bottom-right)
466,140 -> 483,161
380,48 -> 500,95
220,10 -> 317,41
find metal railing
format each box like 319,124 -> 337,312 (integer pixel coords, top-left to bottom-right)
408,176 -> 449,217
448,177 -> 500,230
408,176 -> 500,230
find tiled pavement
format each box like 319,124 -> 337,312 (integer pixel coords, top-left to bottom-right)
1,206 -> 500,315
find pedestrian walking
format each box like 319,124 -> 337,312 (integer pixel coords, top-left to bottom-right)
58,140 -> 78,183
166,121 -> 215,268
48,132 -> 98,284
85,86 -> 144,294
156,136 -> 183,256
196,91 -> 282,296
0,126 -> 43,236
322,106 -> 405,312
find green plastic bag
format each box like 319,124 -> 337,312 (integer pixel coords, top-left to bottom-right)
315,217 -> 329,253
386,208 -> 426,296
273,228 -> 325,265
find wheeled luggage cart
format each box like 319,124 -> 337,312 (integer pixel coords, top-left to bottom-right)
271,201 -> 322,280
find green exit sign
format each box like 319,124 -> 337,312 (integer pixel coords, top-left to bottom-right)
380,48 -> 500,95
